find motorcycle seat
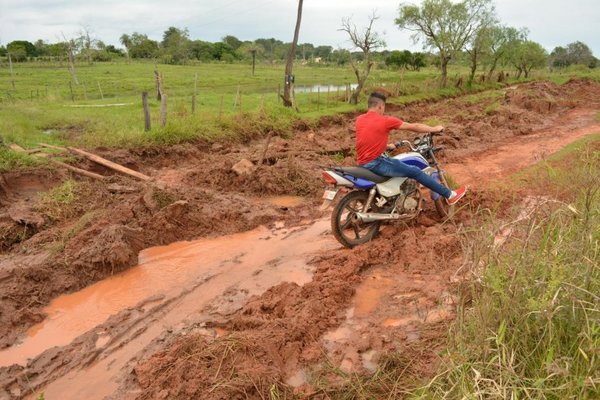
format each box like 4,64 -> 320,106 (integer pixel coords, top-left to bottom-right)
334,166 -> 388,183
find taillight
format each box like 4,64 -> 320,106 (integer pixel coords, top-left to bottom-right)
322,171 -> 338,185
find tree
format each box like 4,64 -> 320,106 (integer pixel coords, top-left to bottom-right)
465,16 -> 497,85
77,26 -> 99,65
255,38 -> 284,63
396,0 -> 495,87
339,12 -> 385,104
506,40 -> 547,78
283,0 -> 304,108
222,35 -> 242,50
314,45 -> 333,61
7,40 -> 37,61
161,27 -> 191,64
299,42 -> 315,60
212,42 -> 237,61
47,42 -> 69,58
331,48 -> 351,65
121,32 -> 158,59
34,39 -> 49,57
120,34 -> 132,62
386,50 -> 427,71
551,41 -> 595,68
0,46 -> 6,57
484,26 -> 526,79
189,40 -> 215,61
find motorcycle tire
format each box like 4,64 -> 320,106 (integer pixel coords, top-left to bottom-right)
331,191 -> 381,248
434,192 -> 456,219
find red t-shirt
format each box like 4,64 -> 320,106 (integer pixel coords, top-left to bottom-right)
356,111 -> 403,164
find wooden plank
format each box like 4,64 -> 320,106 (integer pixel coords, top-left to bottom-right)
39,143 -> 68,152
67,147 -> 151,181
49,159 -> 106,180
9,144 -> 26,152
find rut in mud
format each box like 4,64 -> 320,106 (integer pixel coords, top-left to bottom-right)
1,79 -> 600,399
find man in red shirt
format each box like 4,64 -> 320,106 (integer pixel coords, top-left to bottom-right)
357,92 -> 466,205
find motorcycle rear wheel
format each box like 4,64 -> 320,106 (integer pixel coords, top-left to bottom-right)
331,191 -> 381,248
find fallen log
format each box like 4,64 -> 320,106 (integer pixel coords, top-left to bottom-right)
67,147 -> 151,181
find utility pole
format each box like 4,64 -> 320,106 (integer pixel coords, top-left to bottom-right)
282,0 -> 303,109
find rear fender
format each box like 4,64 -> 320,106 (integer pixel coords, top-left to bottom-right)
323,170 -> 354,188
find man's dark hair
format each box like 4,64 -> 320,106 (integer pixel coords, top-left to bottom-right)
368,92 -> 386,108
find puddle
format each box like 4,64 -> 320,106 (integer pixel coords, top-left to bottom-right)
0,220 -> 336,368
262,196 -> 305,208
353,274 -> 395,317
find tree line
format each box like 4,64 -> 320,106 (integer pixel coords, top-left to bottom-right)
1,0 -> 597,92
395,0 -> 597,87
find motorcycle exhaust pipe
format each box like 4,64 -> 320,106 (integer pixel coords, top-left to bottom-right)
356,212 -> 400,222
356,212 -> 418,223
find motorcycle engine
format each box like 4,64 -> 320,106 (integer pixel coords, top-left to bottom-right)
395,180 -> 420,213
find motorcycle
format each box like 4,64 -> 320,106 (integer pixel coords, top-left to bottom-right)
321,132 -> 454,248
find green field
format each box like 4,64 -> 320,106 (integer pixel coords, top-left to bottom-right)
1,60 -> 599,153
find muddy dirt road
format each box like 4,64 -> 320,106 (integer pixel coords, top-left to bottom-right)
1,79 -> 599,399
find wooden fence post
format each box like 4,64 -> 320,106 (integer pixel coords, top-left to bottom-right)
160,94 -> 168,127
154,70 -> 162,101
142,92 -> 151,131
192,94 -> 196,114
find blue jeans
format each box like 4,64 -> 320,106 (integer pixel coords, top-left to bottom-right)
361,156 -> 452,198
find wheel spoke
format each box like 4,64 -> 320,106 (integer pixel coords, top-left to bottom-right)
353,224 -> 361,239
341,218 -> 353,230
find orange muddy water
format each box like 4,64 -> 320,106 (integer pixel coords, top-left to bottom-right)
0,220 -> 337,386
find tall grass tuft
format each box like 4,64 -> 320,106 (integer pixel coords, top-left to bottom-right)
415,148 -> 600,399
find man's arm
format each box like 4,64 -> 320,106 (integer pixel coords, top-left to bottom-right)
398,122 -> 443,133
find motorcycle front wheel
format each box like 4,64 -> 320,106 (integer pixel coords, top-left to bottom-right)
434,186 -> 456,219
331,191 -> 381,248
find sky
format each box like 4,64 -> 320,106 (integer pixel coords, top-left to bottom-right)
0,0 -> 599,56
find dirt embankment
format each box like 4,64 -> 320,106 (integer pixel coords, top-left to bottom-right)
1,79 -> 599,399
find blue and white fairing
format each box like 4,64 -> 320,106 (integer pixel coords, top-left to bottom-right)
392,152 -> 429,169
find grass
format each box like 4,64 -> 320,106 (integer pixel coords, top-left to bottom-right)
0,61 -> 528,153
0,147 -> 47,172
35,179 -> 79,221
